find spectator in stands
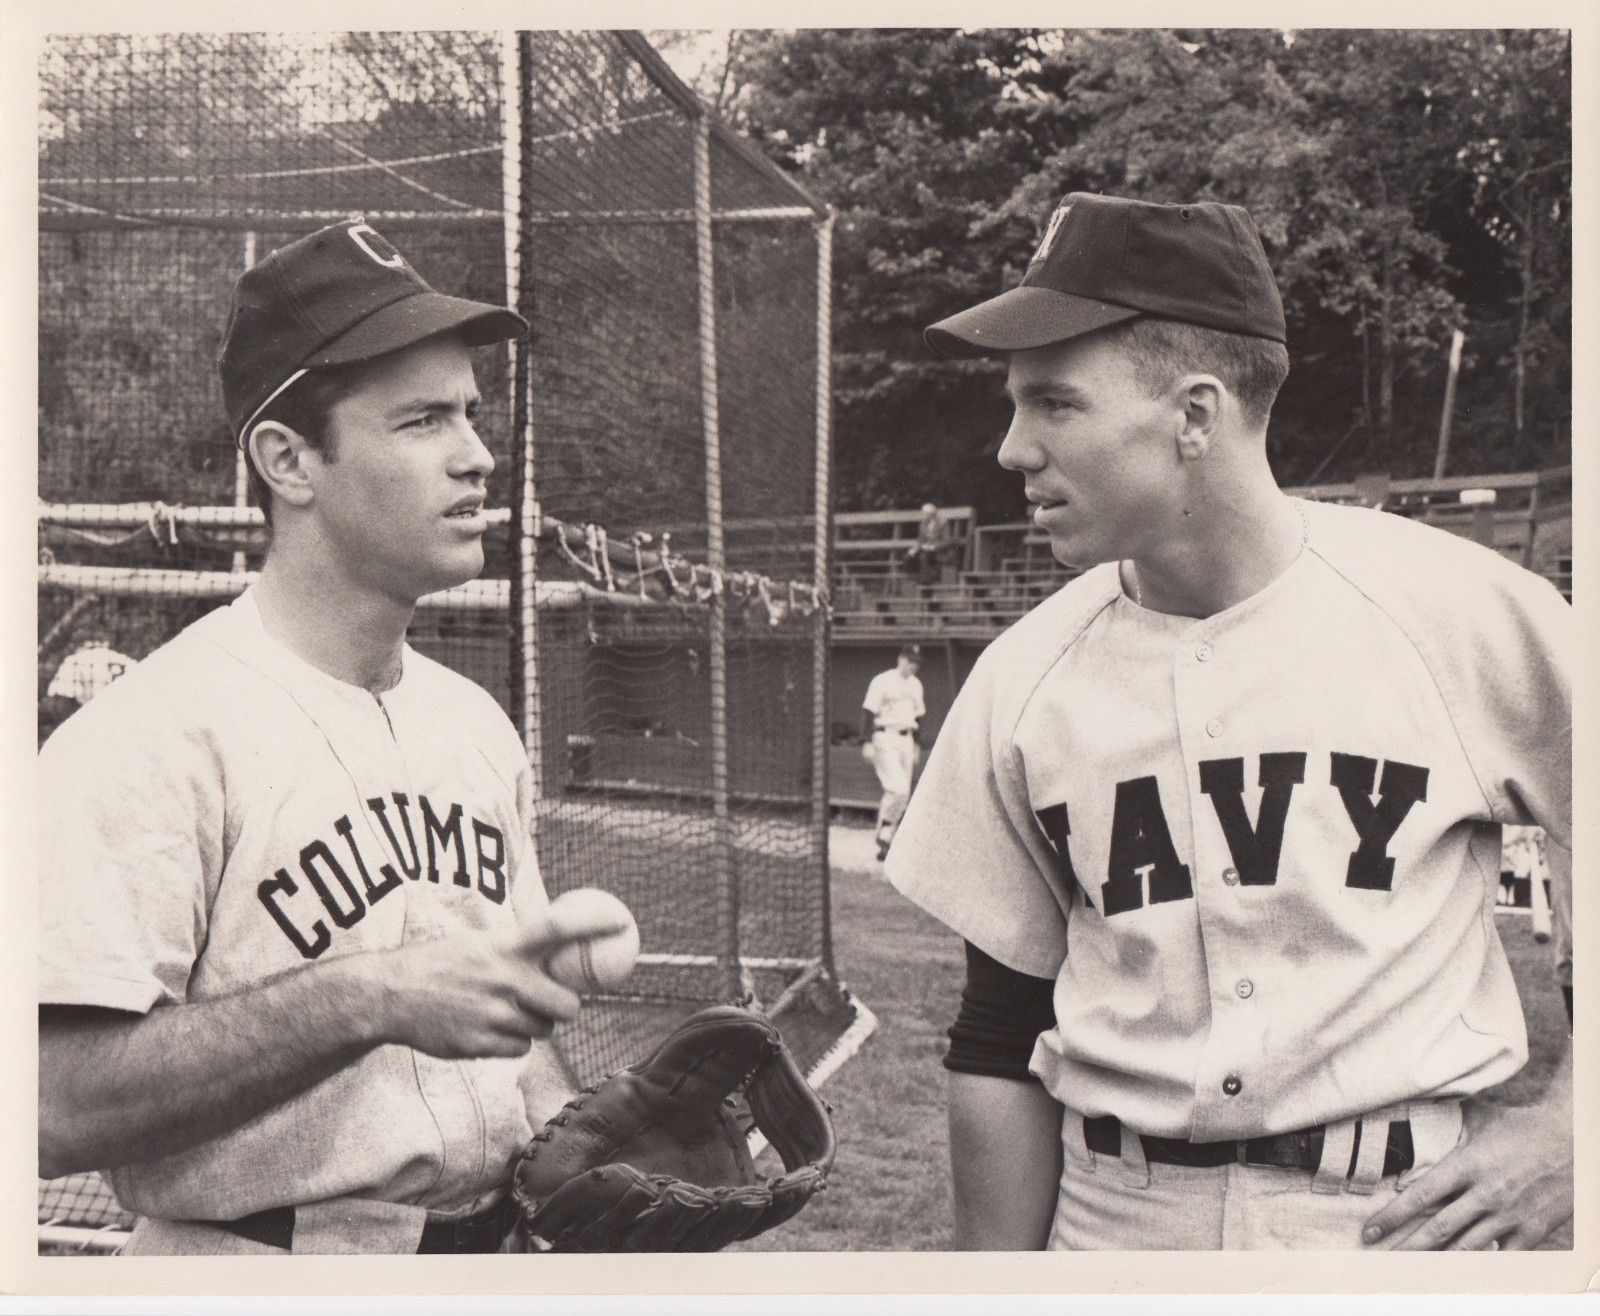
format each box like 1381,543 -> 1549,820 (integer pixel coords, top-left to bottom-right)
861,644 -> 927,862
908,502 -> 951,588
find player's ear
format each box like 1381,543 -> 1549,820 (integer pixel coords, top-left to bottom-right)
247,420 -> 317,512
1173,374 -> 1223,463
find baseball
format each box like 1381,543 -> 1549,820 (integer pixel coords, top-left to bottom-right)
543,888 -> 640,993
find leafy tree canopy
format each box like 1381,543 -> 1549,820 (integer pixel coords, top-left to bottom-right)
697,28 -> 1570,517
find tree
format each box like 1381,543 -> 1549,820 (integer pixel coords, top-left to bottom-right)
732,28 -> 1569,505
1455,30 -> 1572,452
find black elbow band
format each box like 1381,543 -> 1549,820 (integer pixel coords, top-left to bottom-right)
943,940 -> 1057,1081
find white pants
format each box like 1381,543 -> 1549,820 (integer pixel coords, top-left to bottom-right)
1049,1100 -> 1464,1250
869,729 -> 918,843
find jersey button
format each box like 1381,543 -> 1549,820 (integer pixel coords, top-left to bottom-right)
1222,867 -> 1239,885
1236,979 -> 1254,999
1205,718 -> 1224,738
1222,1074 -> 1243,1096
1196,643 -> 1213,662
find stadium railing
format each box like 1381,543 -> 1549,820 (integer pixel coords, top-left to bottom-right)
831,466 -> 1572,638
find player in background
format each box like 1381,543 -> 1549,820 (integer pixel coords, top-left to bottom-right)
37,220 -> 627,1255
39,636 -> 135,743
890,193 -> 1572,1250
861,644 -> 927,862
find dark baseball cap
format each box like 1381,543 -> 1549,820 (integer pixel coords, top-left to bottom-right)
899,644 -> 923,660
925,193 -> 1285,358
219,218 -> 528,441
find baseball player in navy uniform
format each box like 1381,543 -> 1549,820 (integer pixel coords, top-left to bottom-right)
37,220 -> 629,1255
889,193 -> 1572,1250
861,644 -> 927,861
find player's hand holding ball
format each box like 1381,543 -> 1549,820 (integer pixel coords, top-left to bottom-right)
539,888 -> 640,995
374,892 -> 637,1061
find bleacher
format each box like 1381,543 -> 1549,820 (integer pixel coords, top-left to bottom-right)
828,466 -> 1572,639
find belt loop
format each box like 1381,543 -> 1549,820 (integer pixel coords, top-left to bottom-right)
1399,1098 -> 1464,1189
1062,1110 -> 1096,1171
1346,1115 -> 1390,1194
1312,1118 -> 1356,1195
1116,1120 -> 1151,1189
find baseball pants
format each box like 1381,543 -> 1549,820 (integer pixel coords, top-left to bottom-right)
870,729 -> 918,846
1048,1099 -> 1465,1250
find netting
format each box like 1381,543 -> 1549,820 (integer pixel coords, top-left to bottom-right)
37,31 -> 859,1245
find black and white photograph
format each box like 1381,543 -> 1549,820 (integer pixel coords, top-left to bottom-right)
5,7 -> 1592,1301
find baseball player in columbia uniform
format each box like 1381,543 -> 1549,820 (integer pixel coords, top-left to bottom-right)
888,193 -> 1573,1250
861,644 -> 927,861
37,220 -> 628,1255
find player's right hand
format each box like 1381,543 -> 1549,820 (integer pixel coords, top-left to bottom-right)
369,903 -> 631,1061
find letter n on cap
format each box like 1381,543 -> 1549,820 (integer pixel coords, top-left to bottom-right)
348,222 -> 405,269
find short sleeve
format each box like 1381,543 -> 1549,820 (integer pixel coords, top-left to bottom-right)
1452,572 -> 1572,850
862,674 -> 883,715
886,651 -> 1070,979
912,677 -> 926,720
38,692 -> 225,1013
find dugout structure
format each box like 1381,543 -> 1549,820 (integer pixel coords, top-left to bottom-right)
37,31 -> 870,1251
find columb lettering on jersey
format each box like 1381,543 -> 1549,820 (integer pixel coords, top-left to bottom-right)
257,792 -> 509,958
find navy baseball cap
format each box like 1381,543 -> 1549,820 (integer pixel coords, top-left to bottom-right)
219,218 -> 528,442
925,193 -> 1286,358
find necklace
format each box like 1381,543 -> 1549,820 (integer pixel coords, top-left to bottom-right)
1129,498 -> 1310,608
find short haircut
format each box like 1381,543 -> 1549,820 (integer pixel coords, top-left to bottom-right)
1098,317 -> 1290,429
243,363 -> 366,528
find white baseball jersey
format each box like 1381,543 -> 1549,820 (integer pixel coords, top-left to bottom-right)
863,667 -> 926,732
888,500 -> 1570,1142
39,589 -> 567,1229
46,641 -> 135,703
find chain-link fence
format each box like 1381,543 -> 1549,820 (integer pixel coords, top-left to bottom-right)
38,30 -> 866,1250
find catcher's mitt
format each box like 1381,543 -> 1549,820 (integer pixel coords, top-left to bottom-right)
511,1004 -> 836,1252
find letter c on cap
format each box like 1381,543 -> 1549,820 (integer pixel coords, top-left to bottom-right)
348,222 -> 405,269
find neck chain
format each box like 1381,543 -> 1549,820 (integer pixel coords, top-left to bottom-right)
1129,498 -> 1310,608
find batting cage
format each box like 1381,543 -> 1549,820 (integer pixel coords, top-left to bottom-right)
37,31 -> 869,1251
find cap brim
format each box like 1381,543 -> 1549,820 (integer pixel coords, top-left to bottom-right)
309,292 -> 528,368
925,286 -> 1142,359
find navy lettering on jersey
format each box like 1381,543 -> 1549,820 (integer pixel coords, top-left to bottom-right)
368,793 -> 422,880
258,869 -> 332,960
1199,752 -> 1307,886
422,798 -> 470,886
1330,753 -> 1430,891
1104,777 -> 1193,916
300,839 -> 366,931
473,819 -> 508,904
333,814 -> 403,905
1033,802 -> 1086,904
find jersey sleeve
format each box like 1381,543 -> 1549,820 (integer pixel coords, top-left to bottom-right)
862,673 -> 884,715
1445,569 -> 1572,850
912,676 -> 926,721
38,690 -> 226,1014
886,648 -> 1070,979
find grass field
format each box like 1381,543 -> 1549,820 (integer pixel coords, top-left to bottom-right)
737,821 -> 1575,1252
